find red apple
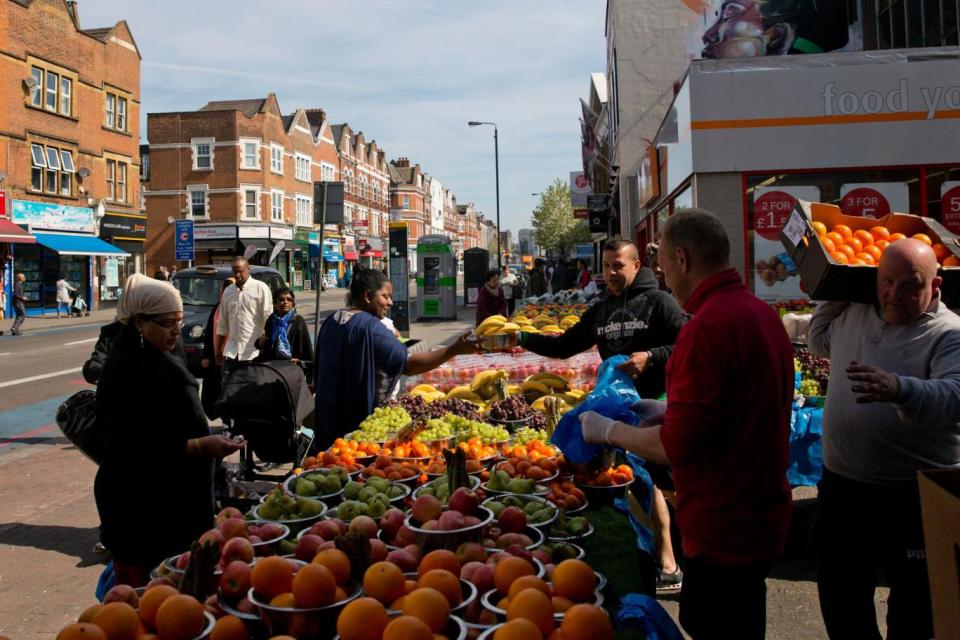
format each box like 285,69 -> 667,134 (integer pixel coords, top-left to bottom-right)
502,544 -> 533,561
394,525 -> 416,547
220,560 -> 252,600
258,523 -> 285,541
294,534 -> 325,562
402,544 -> 423,562
348,515 -> 378,538
386,549 -> 418,572
317,540 -> 337,551
216,507 -> 244,526
199,529 -> 225,549
438,511 -> 465,531
456,542 -> 487,565
331,518 -> 348,534
460,561 -> 495,594
411,495 -> 443,524
448,488 -> 480,516
380,508 -> 406,539
236,597 -> 257,615
311,519 -> 342,540
219,517 -> 248,541
369,538 -> 388,562
497,507 -> 527,534
175,552 -> 191,570
103,585 -> 139,608
221,536 -> 255,564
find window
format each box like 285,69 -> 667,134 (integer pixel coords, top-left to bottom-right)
59,77 -> 71,115
296,195 -> 312,227
45,71 -> 58,111
188,186 -> 208,218
403,195 -> 410,209
241,139 -> 260,169
105,94 -> 115,128
295,154 -> 311,181
31,144 -> 73,195
116,96 -> 127,131
321,163 -> 335,182
30,67 -> 42,106
243,188 -> 260,219
106,160 -> 115,201
60,151 -> 74,195
116,162 -> 127,203
192,138 -> 213,170
271,190 -> 284,222
271,145 -> 284,174
876,0 -> 960,48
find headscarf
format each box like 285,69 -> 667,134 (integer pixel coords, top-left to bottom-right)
270,308 -> 296,359
115,273 -> 183,325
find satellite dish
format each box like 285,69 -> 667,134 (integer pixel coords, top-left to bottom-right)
167,216 -> 176,224
23,76 -> 38,90
243,244 -> 259,260
268,240 -> 286,265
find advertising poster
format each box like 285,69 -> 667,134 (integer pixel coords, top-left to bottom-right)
839,182 -> 909,218
12,199 -> 94,233
570,171 -> 591,216
941,181 -> 960,234
752,185 -> 820,301
105,257 -> 119,288
682,0 -> 859,61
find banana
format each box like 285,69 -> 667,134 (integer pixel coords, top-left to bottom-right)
512,317 -> 532,325
495,322 -> 521,334
520,380 -> 551,396
411,383 -> 438,394
447,387 -> 484,402
486,315 -> 508,324
470,370 -> 499,392
531,396 -> 549,412
506,384 -> 522,396
562,315 -> 580,325
540,325 -> 562,333
519,326 -> 540,334
476,316 -> 506,334
561,391 -> 585,405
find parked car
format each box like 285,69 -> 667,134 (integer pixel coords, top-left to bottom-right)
171,265 -> 287,375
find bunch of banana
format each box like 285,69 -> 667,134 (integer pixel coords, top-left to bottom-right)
561,389 -> 587,405
410,384 -> 446,402
559,315 -> 580,330
531,314 -> 558,330
445,385 -> 484,404
470,369 -> 509,400
476,315 -> 523,336
524,372 -> 570,393
519,380 -> 552,402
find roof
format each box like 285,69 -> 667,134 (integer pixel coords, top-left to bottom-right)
330,124 -> 346,147
281,114 -> 294,131
82,27 -> 112,41
390,165 -> 415,184
198,98 -> 267,117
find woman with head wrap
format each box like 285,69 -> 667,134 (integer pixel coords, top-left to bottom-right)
94,274 -> 243,586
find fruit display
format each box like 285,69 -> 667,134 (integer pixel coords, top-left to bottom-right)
360,455 -> 426,484
387,393 -> 484,422
475,314 -> 521,336
484,470 -> 549,497
348,406 -> 412,442
535,541 -> 586,563
488,396 -> 533,422
412,350 -> 601,393
285,466 -> 352,499
494,456 -> 559,482
548,514 -> 593,540
499,438 -> 560,461
254,488 -> 326,524
573,464 -> 634,488
812,220 -> 960,268
546,480 -> 588,512
64,585 -> 212,640
415,474 -> 482,503
795,346 -> 830,397
482,495 -> 558,528
418,414 -> 510,445
379,439 -> 432,459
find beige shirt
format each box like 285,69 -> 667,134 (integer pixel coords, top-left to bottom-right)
217,277 -> 273,361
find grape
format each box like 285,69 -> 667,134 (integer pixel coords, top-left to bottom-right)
793,347 -> 830,394
512,426 -> 550,444
349,406 -> 411,441
488,396 -> 533,421
798,379 -> 820,396
419,414 -> 508,444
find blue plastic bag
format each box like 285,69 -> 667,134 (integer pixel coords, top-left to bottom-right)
96,561 -> 115,602
615,593 -> 685,640
550,355 -> 640,463
787,403 -> 824,487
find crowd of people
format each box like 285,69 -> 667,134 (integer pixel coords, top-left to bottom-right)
72,207 -> 960,638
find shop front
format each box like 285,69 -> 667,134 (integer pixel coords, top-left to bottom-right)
322,237 -> 344,287
98,212 -> 146,306
357,236 -> 384,270
194,225 -> 240,265
1,214 -> 37,318
638,48 -> 960,303
267,226 -> 294,285
291,229 -> 312,290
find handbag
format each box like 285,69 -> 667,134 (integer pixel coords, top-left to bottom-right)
56,389 -> 103,465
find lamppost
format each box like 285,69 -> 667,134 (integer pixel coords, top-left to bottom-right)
467,121 -> 501,271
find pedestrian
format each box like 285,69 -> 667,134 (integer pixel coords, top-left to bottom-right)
344,265 -> 353,289
579,210 -> 793,639
518,237 -> 687,593
526,259 -> 548,297
551,259 -> 568,293
809,238 -> 960,639
153,266 -> 169,281
500,265 -> 519,315
476,269 -> 507,326
199,277 -> 234,419
94,274 -> 242,586
9,273 -> 26,336
576,259 -> 592,289
55,275 -> 77,318
169,265 -> 177,280
256,287 -> 314,383
215,257 -> 273,388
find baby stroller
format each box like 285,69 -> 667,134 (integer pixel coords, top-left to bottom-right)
216,360 -> 314,481
70,290 -> 89,317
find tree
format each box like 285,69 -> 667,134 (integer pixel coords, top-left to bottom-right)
531,178 -> 591,256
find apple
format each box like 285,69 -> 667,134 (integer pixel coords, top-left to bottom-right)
331,518 -> 349,534
402,544 -> 423,562
394,525 -> 416,547
502,544 -> 533,561
531,549 -> 553,565
422,520 -> 439,531
221,537 -> 255,564
205,593 -> 223,618
102,585 -> 139,608
411,495 -> 443,524
460,561 -> 495,594
216,507 -> 244,526
348,515 -> 378,538
369,538 -> 388,562
380,508 -> 406,539
498,507 -> 527,534
294,534 -> 325,562
220,560 -> 252,600
456,542 -> 487,565
258,523 -> 285,541
438,511 -> 465,531
199,529 -> 225,549
448,488 -> 480,517
236,597 -> 257,615
486,527 -> 502,540
463,516 -> 482,528
175,552 -> 191,570
317,540 -> 337,551
386,549 -> 418,572
219,517 -> 248,541
312,519 -> 343,540
497,533 -> 533,550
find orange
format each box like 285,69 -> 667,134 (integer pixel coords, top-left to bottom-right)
418,550 -> 461,578
364,561 -> 406,605
155,595 -> 206,640
875,239 -> 891,251
251,556 -> 294,602
811,221 -> 827,237
138,585 -> 178,628
889,232 -> 907,241
849,258 -> 867,266
383,615 -> 433,640
833,224 -> 853,239
825,231 -> 845,247
508,576 -> 551,600
78,604 -> 103,624
912,233 -> 933,246
56,623 -> 107,640
559,604 -> 613,640
863,245 -> 883,261
838,245 -> 856,261
292,563 -> 336,608
944,255 -> 960,267
552,596 -> 574,613
209,615 -> 250,640
405,579 -> 419,594
830,251 -> 849,265
932,243 -> 951,263
506,588 -> 554,637
551,560 -> 596,603
91,603 -> 140,640
870,225 -> 892,241
335,586 -> 348,602
854,252 -> 876,266
846,237 -> 863,254
821,237 -> 836,253
337,597 -> 389,640
269,592 -> 295,607
403,587 -> 450,632
313,549 -> 351,585
494,618 -> 543,640
494,557 -> 536,596
417,569 -> 462,606
853,229 -> 875,247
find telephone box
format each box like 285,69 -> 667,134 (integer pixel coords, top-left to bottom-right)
416,235 -> 457,319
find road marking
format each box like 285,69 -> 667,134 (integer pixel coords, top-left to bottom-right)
0,352 -> 10,356
0,367 -> 83,389
63,338 -> 97,346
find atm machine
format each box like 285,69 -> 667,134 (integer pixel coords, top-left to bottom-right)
416,235 -> 457,319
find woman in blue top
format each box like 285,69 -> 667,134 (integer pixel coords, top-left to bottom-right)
313,268 -> 478,449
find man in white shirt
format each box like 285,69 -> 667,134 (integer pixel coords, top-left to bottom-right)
216,257 -> 273,386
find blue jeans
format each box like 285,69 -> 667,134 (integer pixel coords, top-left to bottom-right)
11,303 -> 25,334
57,301 -> 70,316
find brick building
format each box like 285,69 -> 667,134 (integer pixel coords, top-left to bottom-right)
388,157 -> 429,270
0,0 -> 142,315
144,94 -> 341,289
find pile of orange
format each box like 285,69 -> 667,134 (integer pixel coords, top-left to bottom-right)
361,455 -> 425,482
573,464 -> 633,487
812,221 -> 960,267
421,458 -> 484,475
58,585 -> 208,640
251,554 -> 353,610
495,456 -> 559,481
546,480 -> 587,511
500,440 -> 560,461
380,440 -> 432,459
456,436 -> 500,460
302,439 -> 381,472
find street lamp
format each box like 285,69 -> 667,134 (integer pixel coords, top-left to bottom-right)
468,121 -> 501,271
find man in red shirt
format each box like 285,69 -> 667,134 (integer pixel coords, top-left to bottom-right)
580,208 -> 793,639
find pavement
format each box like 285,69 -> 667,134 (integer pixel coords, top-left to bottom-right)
0,289 -> 889,639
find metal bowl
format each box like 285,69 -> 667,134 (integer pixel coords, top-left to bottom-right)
403,506 -> 494,552
481,494 -> 559,532
492,462 -> 560,486
283,470 -> 347,504
334,614 -> 467,640
479,481 -> 551,499
482,524 -> 545,553
480,333 -> 513,351
534,541 -> 586,562
547,520 -> 595,542
486,416 -> 533,433
480,587 -> 604,624
575,477 -> 634,505
247,580 -> 361,638
250,499 -> 327,535
411,474 -> 482,502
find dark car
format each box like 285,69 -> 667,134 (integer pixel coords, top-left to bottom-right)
171,265 -> 287,375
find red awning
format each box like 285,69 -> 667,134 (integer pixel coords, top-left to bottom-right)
0,219 -> 35,244
343,252 -> 358,260
360,249 -> 383,258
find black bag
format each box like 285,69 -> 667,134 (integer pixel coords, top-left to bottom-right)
56,390 -> 103,465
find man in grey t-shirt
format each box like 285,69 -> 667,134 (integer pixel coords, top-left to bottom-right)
809,238 -> 960,639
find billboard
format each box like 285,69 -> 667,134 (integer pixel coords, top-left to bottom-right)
683,0 -> 859,61
12,199 -> 95,233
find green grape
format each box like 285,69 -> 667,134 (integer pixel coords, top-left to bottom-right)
512,427 -> 549,445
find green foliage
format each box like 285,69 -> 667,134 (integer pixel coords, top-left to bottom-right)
531,178 -> 591,255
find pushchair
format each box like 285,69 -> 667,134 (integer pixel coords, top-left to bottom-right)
216,360 -> 315,481
70,290 -> 89,317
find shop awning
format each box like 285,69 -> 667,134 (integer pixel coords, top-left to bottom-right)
33,232 -> 129,257
360,249 -> 383,258
343,252 -> 358,260
0,219 -> 35,244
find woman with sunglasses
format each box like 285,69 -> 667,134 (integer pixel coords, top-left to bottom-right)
256,287 -> 314,382
95,274 -> 243,586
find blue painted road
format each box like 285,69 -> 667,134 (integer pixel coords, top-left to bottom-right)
0,394 -> 72,454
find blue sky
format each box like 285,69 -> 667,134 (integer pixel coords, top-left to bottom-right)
77,1 -> 606,235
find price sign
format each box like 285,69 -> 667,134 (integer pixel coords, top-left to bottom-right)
754,190 -> 797,241
941,181 -> 960,234
840,188 -> 891,218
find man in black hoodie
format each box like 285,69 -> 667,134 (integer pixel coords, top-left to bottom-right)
517,237 -> 687,592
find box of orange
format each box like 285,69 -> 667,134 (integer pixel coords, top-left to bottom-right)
779,201 -> 960,305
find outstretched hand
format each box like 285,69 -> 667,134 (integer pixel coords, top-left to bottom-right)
847,361 -> 900,404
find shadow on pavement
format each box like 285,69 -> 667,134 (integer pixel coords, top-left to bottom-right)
0,436 -> 70,446
0,522 -> 106,568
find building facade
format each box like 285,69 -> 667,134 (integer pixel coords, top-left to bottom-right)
0,0 -> 142,315
388,158 -> 428,272
332,124 -> 390,270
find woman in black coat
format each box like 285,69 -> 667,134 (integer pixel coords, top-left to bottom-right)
200,277 -> 235,418
95,274 -> 242,586
256,287 -> 314,383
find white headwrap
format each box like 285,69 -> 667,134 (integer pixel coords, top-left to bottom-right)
115,273 -> 183,324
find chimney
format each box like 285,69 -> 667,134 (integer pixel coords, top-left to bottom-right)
394,157 -> 410,168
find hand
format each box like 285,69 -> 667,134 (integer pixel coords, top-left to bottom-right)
215,354 -> 225,367
201,358 -> 211,369
617,351 -> 653,378
452,332 -> 483,356
847,361 -> 900,404
195,435 -> 244,458
579,411 -> 617,445
631,399 -> 667,426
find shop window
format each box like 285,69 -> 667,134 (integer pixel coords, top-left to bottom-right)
192,138 -> 214,171
876,0 -> 960,47
29,66 -> 42,106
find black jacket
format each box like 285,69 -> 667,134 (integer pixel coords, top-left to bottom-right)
521,267 -> 686,399
201,304 -> 223,418
527,269 -> 547,297
94,324 -> 213,566
258,312 -> 314,383
84,321 -> 188,385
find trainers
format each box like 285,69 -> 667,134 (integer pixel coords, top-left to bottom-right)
656,567 -> 683,592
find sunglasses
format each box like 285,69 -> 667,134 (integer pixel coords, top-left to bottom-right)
143,315 -> 184,331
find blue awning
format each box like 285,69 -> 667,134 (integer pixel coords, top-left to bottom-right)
33,232 -> 130,257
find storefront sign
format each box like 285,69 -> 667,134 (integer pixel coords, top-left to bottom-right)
100,214 -> 146,239
638,146 -> 660,207
238,226 -> 270,239
942,181 -> 960,234
175,219 -> 194,261
194,225 -> 237,240
270,226 -> 294,241
839,182 -> 909,218
570,171 -> 591,208
576,244 -> 593,258
104,257 -> 119,287
0,191 -> 6,217
752,186 -> 820,301
353,219 -> 369,228
12,199 -> 94,233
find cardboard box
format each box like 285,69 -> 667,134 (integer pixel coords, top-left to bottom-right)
918,468 -> 960,640
780,201 -> 960,305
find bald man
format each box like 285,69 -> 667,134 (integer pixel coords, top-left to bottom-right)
809,238 -> 960,639
216,257 -> 273,386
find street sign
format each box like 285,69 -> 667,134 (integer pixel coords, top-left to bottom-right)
174,219 -> 194,261
587,194 -> 611,212
576,244 -> 593,258
313,181 -> 345,224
